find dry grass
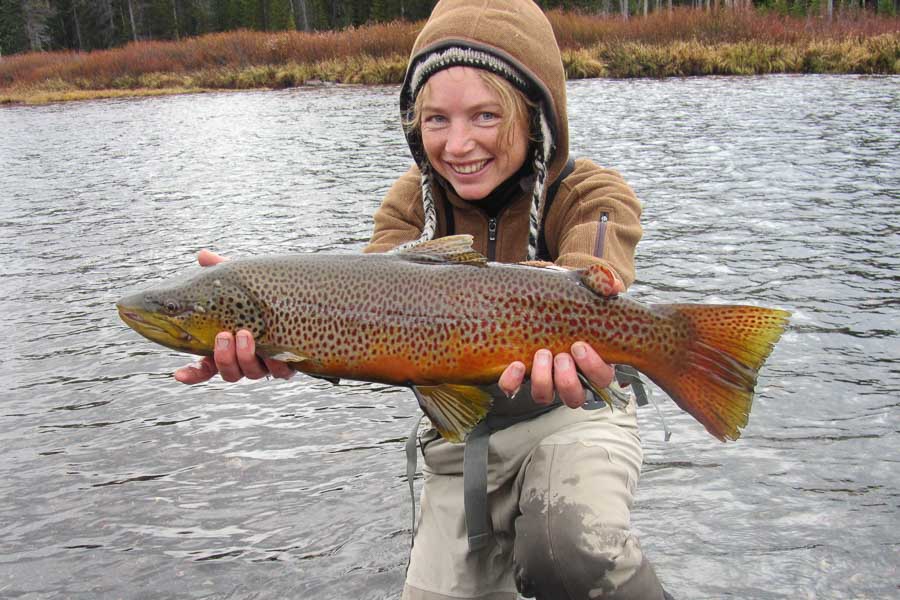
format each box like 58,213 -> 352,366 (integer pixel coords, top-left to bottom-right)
548,7 -> 900,47
1,9 -> 898,104
0,21 -> 418,90
568,33 -> 900,77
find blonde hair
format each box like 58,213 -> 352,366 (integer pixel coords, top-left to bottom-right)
408,69 -> 535,151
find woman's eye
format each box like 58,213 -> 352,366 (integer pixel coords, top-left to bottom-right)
423,114 -> 447,126
478,112 -> 499,122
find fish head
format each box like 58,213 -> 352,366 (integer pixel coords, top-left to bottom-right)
116,265 -> 266,356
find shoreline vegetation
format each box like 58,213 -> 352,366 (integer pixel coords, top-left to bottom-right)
1,9 -> 898,105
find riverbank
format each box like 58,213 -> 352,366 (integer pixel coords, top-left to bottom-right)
2,9 -> 898,105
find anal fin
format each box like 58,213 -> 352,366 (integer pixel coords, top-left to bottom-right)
411,384 -> 493,443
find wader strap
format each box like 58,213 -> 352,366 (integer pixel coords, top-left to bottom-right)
462,401 -> 560,551
614,365 -> 671,441
405,414 -> 424,549
463,419 -> 493,551
615,365 -> 649,406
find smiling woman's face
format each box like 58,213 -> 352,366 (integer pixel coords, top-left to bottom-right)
418,67 -> 530,201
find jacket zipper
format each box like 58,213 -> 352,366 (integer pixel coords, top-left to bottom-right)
594,211 -> 609,259
487,217 -> 498,261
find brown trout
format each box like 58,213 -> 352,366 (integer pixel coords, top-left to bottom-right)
117,235 -> 790,442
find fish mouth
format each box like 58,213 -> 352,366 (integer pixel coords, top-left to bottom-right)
117,304 -> 213,356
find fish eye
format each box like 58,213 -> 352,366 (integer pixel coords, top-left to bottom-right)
164,300 -> 180,313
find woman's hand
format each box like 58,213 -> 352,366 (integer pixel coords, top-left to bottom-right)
498,342 -> 616,408
497,267 -> 624,408
173,250 -> 294,385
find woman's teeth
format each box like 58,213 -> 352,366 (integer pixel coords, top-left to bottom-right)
452,160 -> 488,174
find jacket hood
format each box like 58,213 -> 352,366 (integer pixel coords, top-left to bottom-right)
400,0 -> 569,182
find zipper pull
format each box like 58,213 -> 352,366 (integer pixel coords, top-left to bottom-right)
594,211 -> 610,259
488,218 -> 497,242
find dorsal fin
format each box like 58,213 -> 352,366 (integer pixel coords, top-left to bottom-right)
395,234 -> 487,266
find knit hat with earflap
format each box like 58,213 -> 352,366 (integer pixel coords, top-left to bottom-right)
398,0 -> 570,260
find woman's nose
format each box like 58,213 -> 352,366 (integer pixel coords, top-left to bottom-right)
444,121 -> 474,155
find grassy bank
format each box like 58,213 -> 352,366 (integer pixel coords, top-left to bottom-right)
1,9 -> 898,105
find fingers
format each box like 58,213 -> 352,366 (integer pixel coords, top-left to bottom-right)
498,361 -> 526,398
214,331 -> 265,382
197,249 -> 227,267
553,353 -> 586,408
262,356 -> 295,380
530,350 -> 555,405
175,326 -> 293,384
570,342 -> 616,389
527,343 -> 616,408
602,265 -> 626,296
174,356 -> 218,385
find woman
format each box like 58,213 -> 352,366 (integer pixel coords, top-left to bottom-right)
366,2 -> 669,598
177,1 -> 671,598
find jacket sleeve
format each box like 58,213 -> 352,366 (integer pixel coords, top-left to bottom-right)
544,159 -> 643,288
364,165 -> 425,254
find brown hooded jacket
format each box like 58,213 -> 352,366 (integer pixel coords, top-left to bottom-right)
365,0 -> 642,286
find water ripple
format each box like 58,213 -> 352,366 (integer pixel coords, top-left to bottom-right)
2,76 -> 898,599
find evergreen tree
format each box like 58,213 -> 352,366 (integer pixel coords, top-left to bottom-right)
20,0 -> 54,51
267,0 -> 293,29
0,0 -> 28,55
406,0 -> 437,20
237,0 -> 258,28
145,0 -> 177,39
179,0 -> 215,37
307,0 -> 330,29
370,0 -> 388,22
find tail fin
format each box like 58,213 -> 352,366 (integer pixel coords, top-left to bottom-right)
647,304 -> 790,441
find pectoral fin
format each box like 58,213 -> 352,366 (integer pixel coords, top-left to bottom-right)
578,372 -> 630,411
257,345 -> 318,369
411,384 -> 493,443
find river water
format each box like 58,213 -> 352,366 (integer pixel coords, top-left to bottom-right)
1,75 -> 897,599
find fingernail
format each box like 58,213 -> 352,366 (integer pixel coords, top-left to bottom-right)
571,343 -> 586,359
555,354 -> 572,370
216,334 -> 229,350
535,350 -> 551,368
511,363 -> 525,378
236,332 -> 248,350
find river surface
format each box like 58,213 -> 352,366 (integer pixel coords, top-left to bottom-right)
2,75 -> 898,599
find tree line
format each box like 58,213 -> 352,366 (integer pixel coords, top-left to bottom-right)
1,0 -> 896,56
0,0 -> 437,54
